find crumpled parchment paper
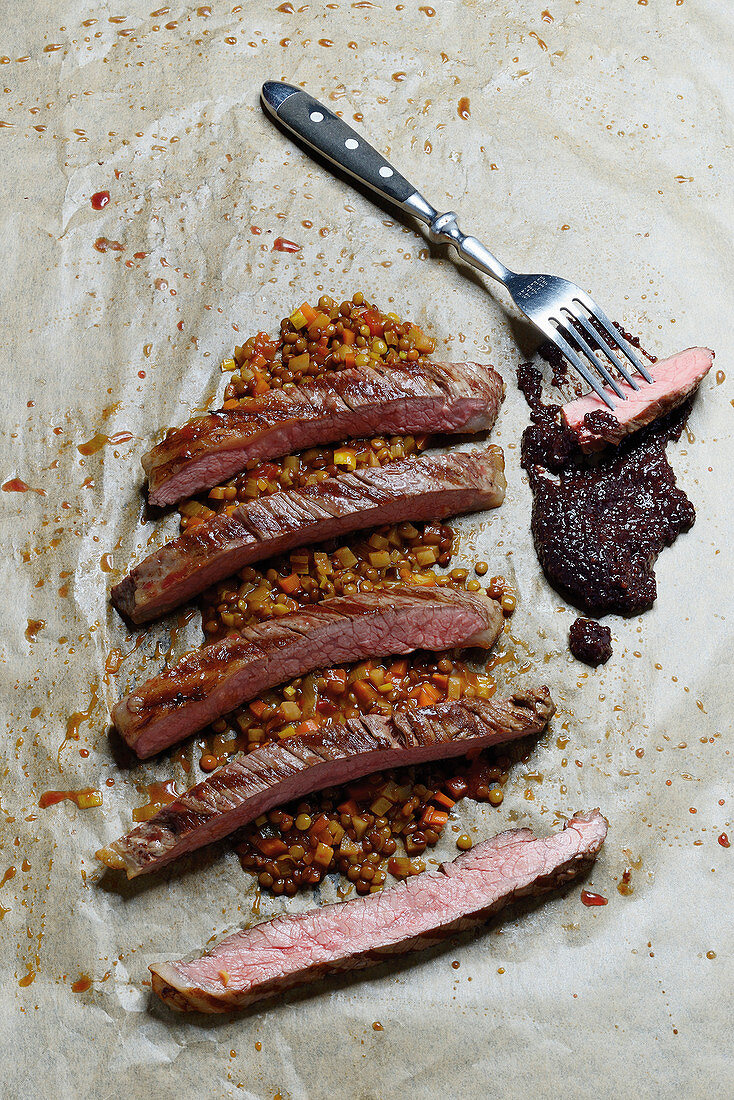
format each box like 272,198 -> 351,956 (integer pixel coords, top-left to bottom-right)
1,0 -> 731,1096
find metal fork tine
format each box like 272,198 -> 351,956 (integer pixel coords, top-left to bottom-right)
572,295 -> 654,384
547,323 -> 616,409
566,302 -> 641,390
557,314 -> 626,399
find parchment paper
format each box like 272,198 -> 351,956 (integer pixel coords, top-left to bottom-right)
1,1 -> 732,1096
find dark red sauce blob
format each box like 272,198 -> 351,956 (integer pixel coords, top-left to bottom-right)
272,237 -> 301,253
581,890 -> 608,907
569,618 -> 613,666
519,361 -> 696,616
91,190 -> 110,210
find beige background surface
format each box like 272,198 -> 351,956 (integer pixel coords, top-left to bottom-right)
0,1 -> 732,1097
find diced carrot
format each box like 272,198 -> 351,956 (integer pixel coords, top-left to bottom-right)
432,791 -> 456,811
248,699 -> 268,719
389,658 -> 409,678
295,718 -> 321,735
313,842 -> 334,868
343,351 -> 356,368
277,573 -> 302,595
417,684 -> 442,707
256,836 -> 289,857
420,807 -> 449,829
222,398 -> 240,409
353,680 -> 378,707
324,669 -> 348,696
337,798 -> 359,817
431,673 -> 449,690
299,301 -> 318,325
357,307 -> 384,336
342,327 -> 356,345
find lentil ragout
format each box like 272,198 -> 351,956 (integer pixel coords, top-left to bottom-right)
132,293 -> 517,897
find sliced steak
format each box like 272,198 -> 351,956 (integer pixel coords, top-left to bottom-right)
143,361 -> 505,506
99,687 -> 553,877
113,586 -> 504,759
114,447 -> 506,624
562,346 -> 713,452
150,809 -> 607,1012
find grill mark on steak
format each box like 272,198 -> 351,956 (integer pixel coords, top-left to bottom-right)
149,809 -> 607,1012
112,586 -> 504,759
113,446 -> 506,624
142,361 -> 505,507
98,687 -> 554,877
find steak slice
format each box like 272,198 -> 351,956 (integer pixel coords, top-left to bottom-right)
98,687 -> 554,878
113,586 -> 504,759
150,809 -> 608,1012
113,446 -> 506,624
562,346 -> 713,452
143,361 -> 505,506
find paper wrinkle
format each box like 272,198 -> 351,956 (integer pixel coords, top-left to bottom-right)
0,0 -> 731,1096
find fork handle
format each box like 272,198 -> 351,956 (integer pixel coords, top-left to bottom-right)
260,82 -> 513,286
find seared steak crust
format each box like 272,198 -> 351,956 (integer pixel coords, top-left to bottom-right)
112,586 -> 504,759
99,687 -> 554,877
114,446 -> 506,624
143,361 -> 505,506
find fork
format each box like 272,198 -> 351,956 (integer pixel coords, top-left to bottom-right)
261,81 -> 653,409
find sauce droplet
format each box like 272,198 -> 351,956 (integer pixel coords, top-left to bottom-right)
77,431 -> 133,455
39,789 -> 103,810
718,832 -> 730,848
72,975 -> 92,993
458,96 -> 471,119
581,889 -> 608,906
272,237 -> 301,253
0,866 -> 16,888
25,619 -> 45,641
91,190 -> 110,210
2,478 -> 44,495
93,237 -> 124,254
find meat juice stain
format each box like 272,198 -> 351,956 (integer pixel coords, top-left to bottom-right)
77,431 -> 133,455
100,553 -> 114,573
272,237 -> 301,253
2,478 -> 45,495
90,190 -> 110,209
132,780 -> 179,822
38,789 -> 102,810
25,619 -> 45,641
72,975 -> 92,993
581,890 -> 608,906
617,869 -> 634,896
18,966 -> 36,988
93,237 -> 124,254
0,866 -> 16,888
457,97 -> 471,119
61,682 -> 101,760
718,833 -> 730,848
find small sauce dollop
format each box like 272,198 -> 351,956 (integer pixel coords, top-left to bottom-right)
91,190 -> 110,210
272,237 -> 301,253
581,890 -> 608,907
